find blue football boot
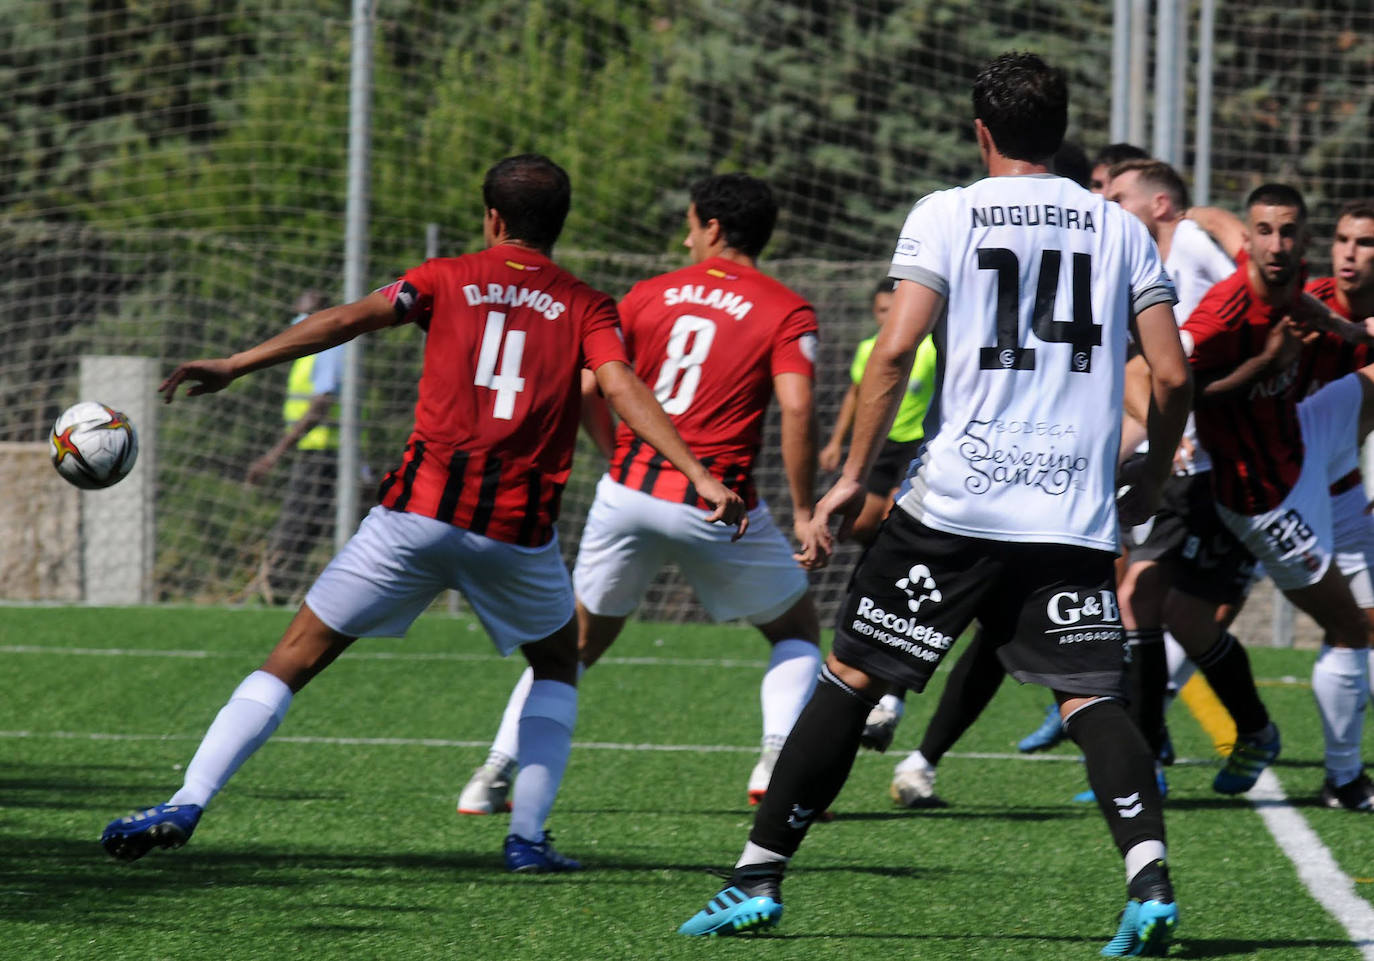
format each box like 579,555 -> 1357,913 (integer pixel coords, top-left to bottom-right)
679,864 -> 784,936
101,803 -> 203,862
503,832 -> 583,873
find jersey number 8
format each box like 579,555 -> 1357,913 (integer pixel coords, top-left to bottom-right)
654,314 -> 718,415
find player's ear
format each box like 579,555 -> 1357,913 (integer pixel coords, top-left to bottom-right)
972,119 -> 993,161
705,217 -> 725,249
484,208 -> 507,246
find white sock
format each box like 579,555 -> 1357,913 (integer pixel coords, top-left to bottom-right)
1311,645 -> 1370,786
1163,631 -> 1196,696
508,679 -> 578,842
1124,840 -> 1167,884
736,840 -> 789,869
760,639 -> 821,749
489,667 -> 535,767
489,664 -> 585,769
894,749 -> 934,775
168,670 -> 292,808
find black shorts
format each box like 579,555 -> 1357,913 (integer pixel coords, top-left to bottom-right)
832,508 -> 1126,698
868,439 -> 923,496
1123,472 -> 1256,606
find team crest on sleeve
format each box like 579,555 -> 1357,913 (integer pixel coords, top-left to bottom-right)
798,332 -> 818,363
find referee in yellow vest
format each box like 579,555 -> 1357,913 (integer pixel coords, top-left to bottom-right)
246,290 -> 345,603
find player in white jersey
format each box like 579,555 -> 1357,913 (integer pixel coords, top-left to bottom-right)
678,53 -> 1192,955
1102,159 -> 1265,797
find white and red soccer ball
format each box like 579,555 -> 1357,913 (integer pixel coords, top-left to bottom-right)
49,401 -> 139,490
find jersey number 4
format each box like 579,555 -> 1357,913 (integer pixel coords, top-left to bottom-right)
976,247 -> 1101,373
475,310 -> 525,420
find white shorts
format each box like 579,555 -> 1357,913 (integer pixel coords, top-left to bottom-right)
573,475 -> 809,624
1332,483 -> 1374,607
1217,374 -> 1363,591
306,505 -> 574,654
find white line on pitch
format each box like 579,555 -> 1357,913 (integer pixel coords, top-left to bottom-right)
0,643 -> 770,669
0,729 -> 1193,765
0,644 -> 1313,685
1248,769 -> 1374,959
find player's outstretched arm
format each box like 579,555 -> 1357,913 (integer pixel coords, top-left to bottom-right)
593,359 -> 748,538
1120,302 -> 1193,525
159,291 -> 397,403
1293,292 -> 1374,346
1186,205 -> 1247,260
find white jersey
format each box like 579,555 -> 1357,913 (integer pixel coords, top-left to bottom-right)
889,173 -> 1176,552
1157,217 -> 1234,474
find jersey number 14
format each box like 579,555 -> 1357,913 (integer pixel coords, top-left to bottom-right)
977,247 -> 1101,373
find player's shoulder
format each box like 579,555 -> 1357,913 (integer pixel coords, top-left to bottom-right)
1305,275 -> 1339,303
638,258 -> 810,312
1187,266 -> 1250,325
903,183 -> 964,220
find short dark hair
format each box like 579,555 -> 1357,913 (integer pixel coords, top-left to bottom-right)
689,173 -> 778,258
1051,140 -> 1092,188
1336,199 -> 1374,223
971,52 -> 1068,163
482,154 -> 572,249
1093,142 -> 1149,168
1108,158 -> 1190,211
873,277 -> 898,297
1246,182 -> 1307,222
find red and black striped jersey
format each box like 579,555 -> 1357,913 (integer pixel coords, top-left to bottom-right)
1300,277 -> 1371,393
1183,265 -> 1348,515
374,244 -> 627,545
607,257 -> 817,510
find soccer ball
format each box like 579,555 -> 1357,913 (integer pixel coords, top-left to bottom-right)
49,401 -> 139,490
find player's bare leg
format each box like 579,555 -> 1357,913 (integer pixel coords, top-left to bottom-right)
577,603 -> 628,667
102,603 -> 348,861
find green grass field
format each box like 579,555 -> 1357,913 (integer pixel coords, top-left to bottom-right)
1,606 -> 1371,960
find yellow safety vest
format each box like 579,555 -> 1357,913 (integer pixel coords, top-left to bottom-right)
283,354 -> 339,451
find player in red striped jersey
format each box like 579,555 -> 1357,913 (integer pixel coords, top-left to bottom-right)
100,155 -> 746,872
1182,185 -> 1374,808
1299,202 -> 1374,809
460,173 -> 825,814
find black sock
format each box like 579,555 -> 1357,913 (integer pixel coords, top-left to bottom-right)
1064,698 -> 1166,858
748,665 -> 874,859
1194,632 -> 1270,735
730,861 -> 784,901
918,627 -> 1006,764
1127,859 -> 1174,903
1125,628 -> 1167,757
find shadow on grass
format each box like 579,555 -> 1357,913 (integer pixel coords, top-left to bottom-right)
733,930 -> 1352,957
827,805 -> 1079,823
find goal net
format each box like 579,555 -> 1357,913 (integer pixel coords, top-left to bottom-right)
2,1 -> 1369,626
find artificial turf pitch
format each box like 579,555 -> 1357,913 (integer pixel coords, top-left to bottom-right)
1,606 -> 1369,960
